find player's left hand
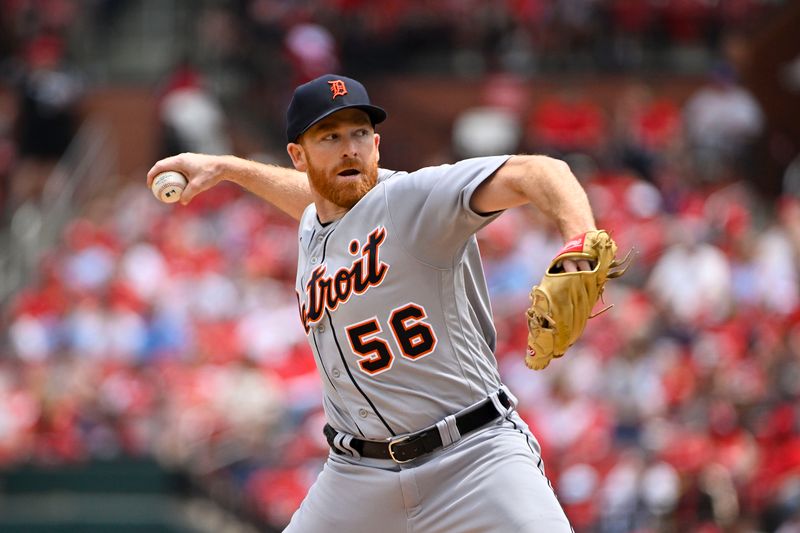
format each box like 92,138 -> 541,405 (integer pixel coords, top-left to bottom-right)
525,230 -> 632,370
559,259 -> 593,273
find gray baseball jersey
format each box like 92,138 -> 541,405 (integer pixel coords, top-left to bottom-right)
295,155 -> 509,439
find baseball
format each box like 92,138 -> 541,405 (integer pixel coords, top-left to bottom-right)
151,171 -> 187,203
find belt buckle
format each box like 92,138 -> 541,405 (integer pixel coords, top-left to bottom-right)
387,434 -> 414,464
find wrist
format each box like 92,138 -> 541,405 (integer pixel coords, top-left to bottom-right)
561,225 -> 597,242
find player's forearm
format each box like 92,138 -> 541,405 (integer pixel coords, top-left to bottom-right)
148,153 -> 312,220
518,156 -> 596,239
223,157 -> 312,220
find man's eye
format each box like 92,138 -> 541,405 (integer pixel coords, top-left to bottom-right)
323,133 -> 338,141
355,129 -> 369,137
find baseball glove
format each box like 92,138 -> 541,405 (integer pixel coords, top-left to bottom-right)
525,230 -> 631,370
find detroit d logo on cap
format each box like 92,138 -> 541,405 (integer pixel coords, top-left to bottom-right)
328,79 -> 348,99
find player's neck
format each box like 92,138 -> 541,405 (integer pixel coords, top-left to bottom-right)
313,195 -> 349,224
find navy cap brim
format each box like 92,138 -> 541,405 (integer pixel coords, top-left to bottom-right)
291,104 -> 387,142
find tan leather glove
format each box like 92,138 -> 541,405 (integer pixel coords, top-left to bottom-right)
526,230 -> 631,370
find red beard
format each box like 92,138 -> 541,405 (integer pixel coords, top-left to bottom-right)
306,156 -> 379,209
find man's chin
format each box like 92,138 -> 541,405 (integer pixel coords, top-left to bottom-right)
308,165 -> 378,209
331,186 -> 370,209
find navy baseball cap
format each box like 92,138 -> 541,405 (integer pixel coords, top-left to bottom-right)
286,74 -> 387,143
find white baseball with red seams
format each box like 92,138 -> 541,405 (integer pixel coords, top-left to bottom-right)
151,171 -> 187,203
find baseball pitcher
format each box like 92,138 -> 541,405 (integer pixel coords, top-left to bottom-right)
148,74 -> 626,532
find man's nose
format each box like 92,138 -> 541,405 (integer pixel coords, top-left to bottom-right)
341,138 -> 359,158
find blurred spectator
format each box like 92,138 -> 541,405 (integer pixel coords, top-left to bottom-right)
15,34 -> 81,158
527,88 -> 607,157
598,449 -> 647,533
641,461 -> 681,522
452,108 -> 522,158
784,152 -> 800,198
612,82 -> 682,182
0,87 -> 17,212
660,0 -> 716,49
647,215 -> 733,325
158,61 -> 232,157
451,74 -> 527,158
734,215 -> 799,316
11,33 -> 83,205
683,63 -> 764,181
606,0 -> 654,70
284,22 -> 340,85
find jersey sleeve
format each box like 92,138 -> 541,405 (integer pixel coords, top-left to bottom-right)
384,155 -> 511,267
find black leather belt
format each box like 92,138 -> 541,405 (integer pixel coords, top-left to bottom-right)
324,390 -> 512,463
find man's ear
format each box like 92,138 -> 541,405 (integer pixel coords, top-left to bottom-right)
374,133 -> 380,163
287,142 -> 307,172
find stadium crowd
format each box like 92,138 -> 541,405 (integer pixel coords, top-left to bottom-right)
2,1 -> 799,533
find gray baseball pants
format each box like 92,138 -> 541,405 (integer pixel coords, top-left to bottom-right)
283,411 -> 571,533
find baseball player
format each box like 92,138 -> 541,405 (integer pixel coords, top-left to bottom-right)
148,74 -> 597,532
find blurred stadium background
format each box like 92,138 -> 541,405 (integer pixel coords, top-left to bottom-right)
1,0 -> 800,532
